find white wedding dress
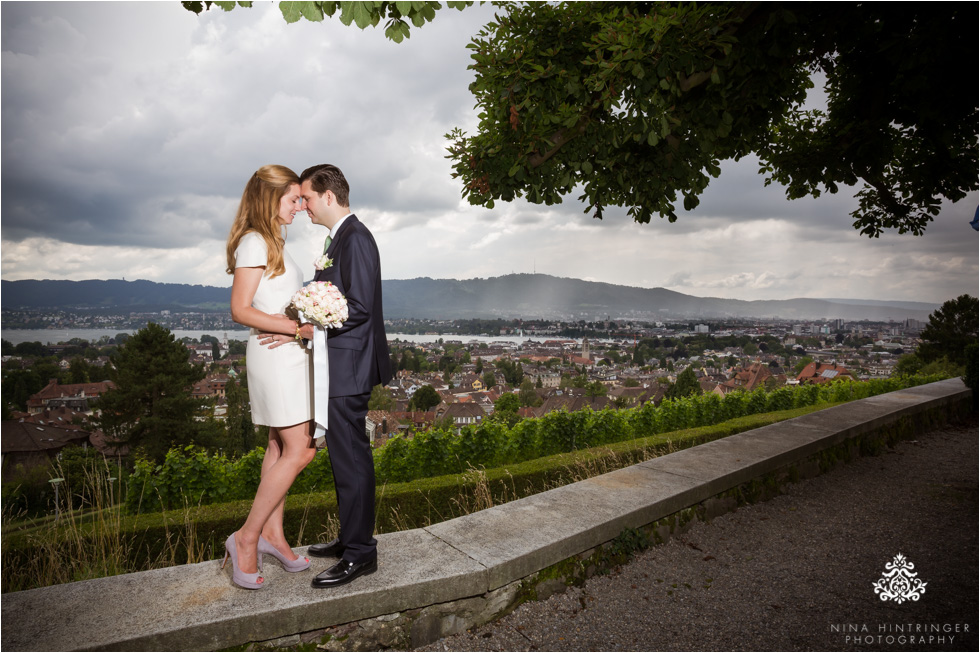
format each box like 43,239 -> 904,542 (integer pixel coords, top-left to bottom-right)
234,232 -> 313,427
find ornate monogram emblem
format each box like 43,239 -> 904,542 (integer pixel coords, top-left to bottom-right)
872,553 -> 927,604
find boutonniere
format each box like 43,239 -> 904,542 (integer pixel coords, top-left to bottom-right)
314,254 -> 334,271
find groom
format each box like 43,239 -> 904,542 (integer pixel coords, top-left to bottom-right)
299,164 -> 392,588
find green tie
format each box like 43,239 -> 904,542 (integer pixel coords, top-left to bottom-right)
322,235 -> 332,254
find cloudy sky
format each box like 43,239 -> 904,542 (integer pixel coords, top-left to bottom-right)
2,2 -> 977,305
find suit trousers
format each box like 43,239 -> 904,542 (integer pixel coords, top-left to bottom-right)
325,391 -> 377,563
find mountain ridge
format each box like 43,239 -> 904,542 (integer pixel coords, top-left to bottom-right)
0,275 -> 939,322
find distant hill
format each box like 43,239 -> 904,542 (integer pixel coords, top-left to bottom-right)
816,297 -> 940,312
0,279 -> 229,312
381,275 -> 938,321
0,276 -> 939,321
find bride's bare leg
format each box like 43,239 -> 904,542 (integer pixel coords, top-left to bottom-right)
259,427 -> 303,560
235,421 -> 316,575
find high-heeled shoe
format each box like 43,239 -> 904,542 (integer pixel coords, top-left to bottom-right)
222,533 -> 264,589
258,535 -> 311,572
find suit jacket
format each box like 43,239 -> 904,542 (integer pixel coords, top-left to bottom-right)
314,215 -> 392,397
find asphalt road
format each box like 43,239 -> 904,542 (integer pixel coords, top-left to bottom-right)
417,416 -> 979,652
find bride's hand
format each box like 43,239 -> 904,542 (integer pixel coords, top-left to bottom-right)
258,332 -> 292,349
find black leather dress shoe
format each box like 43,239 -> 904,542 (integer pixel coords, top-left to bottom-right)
311,558 -> 377,588
308,538 -> 345,558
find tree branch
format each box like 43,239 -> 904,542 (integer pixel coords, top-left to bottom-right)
677,3 -> 760,93
665,134 -> 681,166
859,167 -> 909,219
528,115 -> 591,168
678,70 -> 712,93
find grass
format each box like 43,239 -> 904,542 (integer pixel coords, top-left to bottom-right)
3,461 -> 128,590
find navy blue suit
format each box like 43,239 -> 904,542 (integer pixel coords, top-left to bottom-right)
314,215 -> 391,563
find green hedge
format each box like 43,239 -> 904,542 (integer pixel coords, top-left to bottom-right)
372,374 -> 939,483
123,445 -> 334,514
124,374 -> 945,513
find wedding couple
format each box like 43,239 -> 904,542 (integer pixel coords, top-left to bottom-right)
222,164 -> 391,590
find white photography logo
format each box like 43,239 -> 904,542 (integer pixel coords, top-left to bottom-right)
873,553 -> 927,604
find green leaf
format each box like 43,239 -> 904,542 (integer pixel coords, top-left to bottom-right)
212,1 -> 236,11
280,1 -> 304,23
582,160 -> 593,175
339,1 -> 376,29
395,0 -> 413,15
300,1 -> 324,21
385,20 -> 406,42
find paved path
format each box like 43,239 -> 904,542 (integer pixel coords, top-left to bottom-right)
418,417 -> 978,652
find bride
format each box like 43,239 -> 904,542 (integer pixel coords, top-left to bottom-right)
222,164 -> 316,589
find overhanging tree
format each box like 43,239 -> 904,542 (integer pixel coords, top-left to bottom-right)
188,1 -> 977,237
446,2 -> 976,236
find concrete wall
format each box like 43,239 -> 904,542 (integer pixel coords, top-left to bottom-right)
1,379 -> 972,652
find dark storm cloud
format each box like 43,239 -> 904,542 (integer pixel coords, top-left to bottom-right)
1,2 -> 491,251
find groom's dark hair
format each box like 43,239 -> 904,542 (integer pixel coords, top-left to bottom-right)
301,164 -> 350,207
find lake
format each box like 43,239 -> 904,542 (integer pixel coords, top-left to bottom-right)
1,328 -> 594,347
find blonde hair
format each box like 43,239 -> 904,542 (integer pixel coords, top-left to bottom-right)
225,165 -> 300,278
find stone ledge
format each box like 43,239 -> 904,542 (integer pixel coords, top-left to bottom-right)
1,378 -> 971,652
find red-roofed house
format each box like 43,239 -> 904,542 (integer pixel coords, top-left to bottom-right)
796,362 -> 854,385
366,410 -> 397,447
391,411 -> 436,434
712,363 -> 777,396
27,380 -> 114,415
191,374 -> 229,400
18,406 -> 87,431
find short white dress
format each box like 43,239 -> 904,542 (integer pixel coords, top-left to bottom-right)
234,232 -> 313,427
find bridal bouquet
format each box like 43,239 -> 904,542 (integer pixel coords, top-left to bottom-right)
290,281 -> 348,329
